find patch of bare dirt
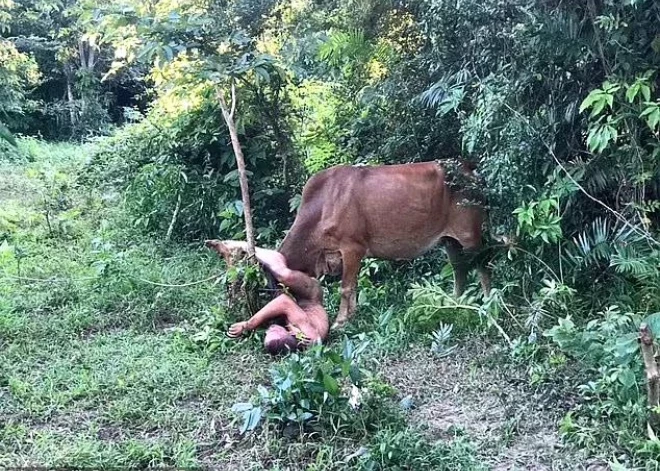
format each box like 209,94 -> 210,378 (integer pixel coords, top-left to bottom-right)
382,341 -> 594,470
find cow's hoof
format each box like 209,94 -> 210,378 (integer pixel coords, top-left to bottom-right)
331,321 -> 347,330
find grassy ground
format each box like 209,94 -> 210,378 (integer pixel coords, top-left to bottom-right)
1,139 -> 598,469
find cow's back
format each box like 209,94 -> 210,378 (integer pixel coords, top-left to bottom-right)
278,161 -> 483,275
345,162 -> 455,258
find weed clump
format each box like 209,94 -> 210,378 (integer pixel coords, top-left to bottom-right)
231,337 -> 402,438
358,428 -> 486,471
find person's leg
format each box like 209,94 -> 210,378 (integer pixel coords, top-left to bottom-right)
209,240 -> 285,272
205,239 -> 240,266
213,240 -> 321,303
207,240 -> 293,285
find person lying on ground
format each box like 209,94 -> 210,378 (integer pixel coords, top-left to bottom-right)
205,239 -> 329,355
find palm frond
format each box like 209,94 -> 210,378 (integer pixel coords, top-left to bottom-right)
0,122 -> 17,147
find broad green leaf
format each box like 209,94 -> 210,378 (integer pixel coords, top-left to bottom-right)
253,66 -> 270,84
591,98 -> 607,117
617,368 -> 636,389
647,108 -> 660,130
579,89 -> 602,113
641,84 -> 651,102
625,83 -> 639,103
342,339 -> 354,360
239,407 -> 262,434
247,407 -> 262,431
605,93 -> 614,109
322,373 -> 339,396
642,313 -> 660,336
278,376 -> 292,391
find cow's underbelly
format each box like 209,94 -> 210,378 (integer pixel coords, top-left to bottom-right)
365,231 -> 444,260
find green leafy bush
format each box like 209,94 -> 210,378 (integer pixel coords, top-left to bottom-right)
232,337 -> 398,437
86,86 -> 294,241
545,307 -> 660,462
0,139 -> 26,162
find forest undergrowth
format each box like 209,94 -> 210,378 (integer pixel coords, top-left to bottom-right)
1,138 -> 604,470
3,0 -> 660,468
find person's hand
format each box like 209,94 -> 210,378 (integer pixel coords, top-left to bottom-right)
298,336 -> 313,347
289,325 -> 314,347
227,321 -> 248,338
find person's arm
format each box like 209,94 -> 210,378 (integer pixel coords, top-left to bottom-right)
227,294 -> 295,337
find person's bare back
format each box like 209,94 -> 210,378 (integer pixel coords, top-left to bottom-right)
206,240 -> 329,354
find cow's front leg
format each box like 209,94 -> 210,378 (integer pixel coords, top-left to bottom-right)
332,246 -> 365,329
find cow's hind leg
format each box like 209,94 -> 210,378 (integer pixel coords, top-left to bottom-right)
476,264 -> 491,296
332,245 -> 365,330
445,237 -> 492,298
444,238 -> 468,297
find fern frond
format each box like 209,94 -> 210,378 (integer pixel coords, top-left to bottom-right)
0,122 -> 17,147
610,245 -> 659,280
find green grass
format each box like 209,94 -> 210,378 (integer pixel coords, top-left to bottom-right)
0,137 -> 589,469
1,327 -> 270,468
0,138 -> 269,467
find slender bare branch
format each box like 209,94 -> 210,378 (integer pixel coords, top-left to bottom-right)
217,90 -> 228,115
230,81 -> 237,118
165,192 -> 181,241
216,87 -> 256,257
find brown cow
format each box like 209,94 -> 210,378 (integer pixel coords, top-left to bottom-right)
277,161 -> 491,329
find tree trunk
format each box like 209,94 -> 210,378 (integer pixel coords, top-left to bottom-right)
66,74 -> 77,126
217,83 -> 256,257
216,83 -> 260,315
640,323 -> 660,428
165,192 -> 181,241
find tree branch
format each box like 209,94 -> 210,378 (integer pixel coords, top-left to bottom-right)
230,81 -> 237,118
165,192 -> 181,241
217,90 -> 229,115
216,86 -> 256,257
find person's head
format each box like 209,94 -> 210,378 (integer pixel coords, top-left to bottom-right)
264,324 -> 298,355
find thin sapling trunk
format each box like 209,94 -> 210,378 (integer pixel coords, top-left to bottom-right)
217,82 -> 256,257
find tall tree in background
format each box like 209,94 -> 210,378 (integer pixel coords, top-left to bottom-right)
96,0 -> 286,250
1,0 -> 146,138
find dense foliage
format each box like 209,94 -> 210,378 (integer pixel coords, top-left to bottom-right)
2,0 -> 660,467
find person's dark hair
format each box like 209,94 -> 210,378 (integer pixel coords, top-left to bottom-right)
264,333 -> 298,355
